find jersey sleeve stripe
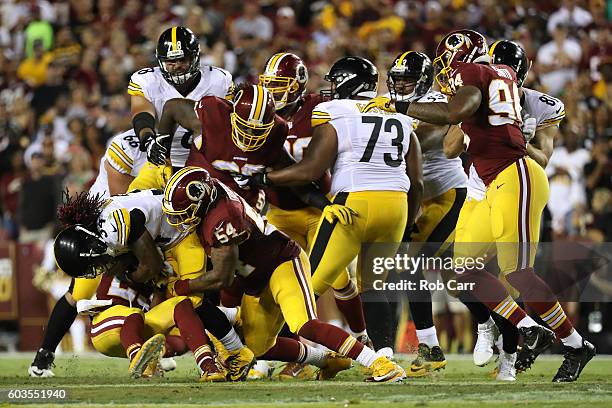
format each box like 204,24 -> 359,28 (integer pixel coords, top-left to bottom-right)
540,112 -> 566,124
127,88 -> 144,96
112,209 -> 130,246
128,81 -> 142,90
106,150 -> 131,173
110,142 -> 134,165
112,211 -> 123,245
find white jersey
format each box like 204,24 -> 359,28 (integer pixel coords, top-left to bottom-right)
89,130 -> 148,198
128,66 -> 233,167
414,91 -> 467,200
97,189 -> 189,253
312,98 -> 415,195
466,87 -> 566,201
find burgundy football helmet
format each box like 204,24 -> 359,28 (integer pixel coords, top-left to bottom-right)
259,52 -> 308,110
433,29 -> 490,94
231,84 -> 276,152
162,167 -> 217,231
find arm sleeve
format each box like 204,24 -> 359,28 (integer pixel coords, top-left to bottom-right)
127,71 -> 147,97
202,206 -> 252,249
105,141 -> 134,174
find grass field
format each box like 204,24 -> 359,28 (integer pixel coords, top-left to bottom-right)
0,354 -> 611,407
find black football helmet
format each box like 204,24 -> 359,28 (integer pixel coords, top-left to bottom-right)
387,51 -> 434,102
156,26 -> 201,86
489,40 -> 530,87
54,225 -> 116,279
321,56 -> 378,99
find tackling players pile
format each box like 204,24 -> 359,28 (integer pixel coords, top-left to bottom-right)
28,25 -> 594,385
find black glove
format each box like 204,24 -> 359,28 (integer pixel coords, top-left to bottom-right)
249,172 -> 272,189
139,131 -> 154,152
147,133 -> 171,166
395,100 -> 411,115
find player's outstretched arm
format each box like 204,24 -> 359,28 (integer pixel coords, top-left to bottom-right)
405,86 -> 482,125
266,123 -> 337,186
158,98 -> 201,136
405,131 -> 423,227
174,244 -> 239,294
527,125 -> 556,168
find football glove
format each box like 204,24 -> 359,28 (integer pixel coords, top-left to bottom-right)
147,133 -> 171,166
248,172 -> 272,189
521,116 -> 537,143
322,204 -> 357,226
367,96 -> 396,113
231,172 -> 253,190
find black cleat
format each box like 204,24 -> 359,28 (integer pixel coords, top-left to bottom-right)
407,344 -> 447,377
28,348 -> 56,378
515,325 -> 555,372
552,340 -> 596,383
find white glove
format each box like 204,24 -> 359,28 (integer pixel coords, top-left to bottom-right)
521,115 -> 537,143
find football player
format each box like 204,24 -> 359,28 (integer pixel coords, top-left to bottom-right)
128,26 -> 234,191
449,40 -> 568,381
29,132 -> 148,377
377,29 -> 595,383
162,167 -> 406,382
260,53 -> 370,379
385,51 -> 468,376
247,56 -> 423,361
50,190 -> 255,381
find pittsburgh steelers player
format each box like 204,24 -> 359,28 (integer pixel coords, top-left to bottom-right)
385,51 -> 467,377
247,56 -> 423,365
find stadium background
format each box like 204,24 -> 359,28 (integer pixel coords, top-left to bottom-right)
0,0 -> 610,354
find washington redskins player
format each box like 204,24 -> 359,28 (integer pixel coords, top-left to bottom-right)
161,166 -> 406,382
259,53 -> 370,369
378,29 -> 595,383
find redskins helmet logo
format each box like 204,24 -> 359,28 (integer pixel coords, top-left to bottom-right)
296,63 -> 308,84
445,33 -> 471,51
186,180 -> 209,202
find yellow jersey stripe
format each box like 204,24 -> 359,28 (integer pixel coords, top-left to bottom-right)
311,117 -> 332,127
110,142 -> 134,164
120,208 -> 130,245
171,27 -> 177,51
128,81 -> 142,90
127,88 -> 144,97
112,211 -> 123,245
107,149 -> 132,173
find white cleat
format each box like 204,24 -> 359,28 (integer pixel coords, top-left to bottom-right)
496,351 -> 517,381
160,357 -> 177,372
247,359 -> 272,380
473,320 -> 499,366
28,366 -> 55,378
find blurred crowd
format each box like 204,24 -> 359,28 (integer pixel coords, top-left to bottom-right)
0,0 -> 610,353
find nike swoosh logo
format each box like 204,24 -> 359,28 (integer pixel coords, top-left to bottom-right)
497,183 -> 505,190
527,332 -> 539,350
556,107 -> 562,114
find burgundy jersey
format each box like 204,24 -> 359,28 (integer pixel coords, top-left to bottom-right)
453,62 -> 527,185
187,96 -> 289,212
266,94 -> 332,210
95,274 -> 154,311
198,179 -> 301,295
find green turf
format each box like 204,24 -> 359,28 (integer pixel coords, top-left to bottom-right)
0,354 -> 610,407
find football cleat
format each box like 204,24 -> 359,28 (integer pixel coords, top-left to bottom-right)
515,325 -> 555,372
552,340 -> 596,383
317,352 -> 352,380
209,334 -> 229,367
495,351 -> 517,381
129,334 -> 166,379
226,346 -> 256,381
407,344 -> 447,377
199,354 -> 227,383
28,348 -> 55,378
473,321 -> 500,366
278,362 -> 315,381
366,356 -> 406,383
160,357 -> 177,372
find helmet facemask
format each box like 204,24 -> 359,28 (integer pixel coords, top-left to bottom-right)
387,73 -> 429,103
163,175 -> 217,233
158,49 -> 200,86
259,75 -> 299,110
